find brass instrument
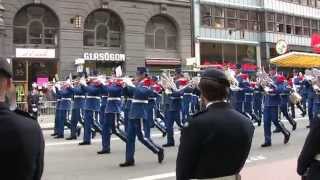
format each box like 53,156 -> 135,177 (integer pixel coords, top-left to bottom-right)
224,68 -> 239,90
256,68 -> 275,93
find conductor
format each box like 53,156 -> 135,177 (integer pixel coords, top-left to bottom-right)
176,68 -> 255,180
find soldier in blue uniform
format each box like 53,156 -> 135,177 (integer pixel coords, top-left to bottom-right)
230,65 -> 245,114
55,82 -> 73,138
51,86 -> 61,137
120,67 -> 164,167
253,81 -> 263,122
261,75 -> 290,147
279,77 -> 297,131
242,75 -> 261,126
66,79 -> 84,140
291,71 -> 306,118
123,84 -> 135,134
312,84 -> 320,128
163,69 -> 184,147
79,78 -> 102,145
98,78 -> 127,154
181,77 -> 193,124
304,73 -> 315,128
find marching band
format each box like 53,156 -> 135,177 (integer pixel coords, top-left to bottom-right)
41,64 -> 320,166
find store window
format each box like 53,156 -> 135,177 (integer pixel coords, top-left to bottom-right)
145,16 -> 178,50
226,8 -> 237,29
303,18 -> 310,36
239,10 -> 248,30
13,5 -> 59,46
276,14 -> 285,33
84,10 -> 123,48
311,20 -> 318,33
317,0 -> 320,8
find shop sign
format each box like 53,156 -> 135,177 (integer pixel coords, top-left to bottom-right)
84,52 -> 126,62
276,40 -> 288,55
311,33 -> 320,54
16,48 -> 56,58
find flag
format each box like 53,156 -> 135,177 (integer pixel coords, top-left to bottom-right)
115,66 -> 122,77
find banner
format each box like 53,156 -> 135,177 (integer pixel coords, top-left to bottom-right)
311,33 -> 320,53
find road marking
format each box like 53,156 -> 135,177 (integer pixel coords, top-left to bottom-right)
46,131 -> 180,147
129,172 -> 176,180
128,155 -> 267,180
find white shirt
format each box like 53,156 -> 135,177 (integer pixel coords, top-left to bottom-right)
206,100 -> 227,109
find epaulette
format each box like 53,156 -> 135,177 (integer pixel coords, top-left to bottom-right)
14,109 -> 36,120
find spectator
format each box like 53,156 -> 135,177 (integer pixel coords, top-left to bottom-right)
297,119 -> 320,180
176,68 -> 255,180
0,58 -> 44,180
28,85 -> 40,120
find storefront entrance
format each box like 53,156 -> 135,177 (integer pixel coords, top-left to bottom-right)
12,59 -> 58,103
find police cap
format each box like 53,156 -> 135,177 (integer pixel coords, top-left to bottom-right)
201,68 -> 230,87
0,57 -> 12,78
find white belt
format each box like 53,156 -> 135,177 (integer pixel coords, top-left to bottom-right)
245,93 -> 253,95
108,97 -> 121,101
57,99 -> 61,102
74,95 -> 85,99
132,99 -> 149,104
61,98 -> 72,101
192,175 -> 237,180
184,93 -> 193,96
87,96 -> 101,100
315,154 -> 320,161
101,96 -> 108,98
149,97 -> 157,101
170,96 -> 182,99
126,98 -> 133,101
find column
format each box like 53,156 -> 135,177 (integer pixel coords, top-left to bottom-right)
0,0 -> 5,57
256,45 -> 262,68
193,0 -> 201,67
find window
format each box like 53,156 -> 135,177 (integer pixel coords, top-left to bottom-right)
286,15 -> 293,34
309,0 -> 316,7
201,5 -> 212,26
317,0 -> 320,8
239,10 -> 248,30
13,5 -> 59,45
84,10 -> 123,47
276,14 -> 285,33
145,16 -> 177,50
294,17 -> 302,35
213,7 -> 224,28
226,9 -> 237,29
303,18 -> 310,36
267,13 -> 275,32
311,20 -> 318,33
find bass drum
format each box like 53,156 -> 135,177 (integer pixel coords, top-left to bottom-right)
289,92 -> 302,105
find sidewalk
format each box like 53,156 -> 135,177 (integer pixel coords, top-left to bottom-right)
38,115 -> 55,130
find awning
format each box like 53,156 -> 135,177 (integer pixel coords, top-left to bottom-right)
145,58 -> 181,66
270,52 -> 320,68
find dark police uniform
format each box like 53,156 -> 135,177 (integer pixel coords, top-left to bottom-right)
176,68 -> 254,180
298,119 -> 320,180
0,58 -> 44,180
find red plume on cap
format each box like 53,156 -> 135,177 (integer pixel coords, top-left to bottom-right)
178,78 -> 188,86
152,83 -> 162,93
276,75 -> 286,84
142,78 -> 152,87
250,82 -> 256,88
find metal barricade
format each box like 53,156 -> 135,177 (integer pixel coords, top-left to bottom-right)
16,101 -> 56,123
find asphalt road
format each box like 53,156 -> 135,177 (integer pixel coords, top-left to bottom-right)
42,117 -> 310,180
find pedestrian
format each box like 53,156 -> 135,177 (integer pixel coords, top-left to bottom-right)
27,85 -> 40,120
297,119 -> 320,180
176,68 -> 254,180
0,58 -> 44,180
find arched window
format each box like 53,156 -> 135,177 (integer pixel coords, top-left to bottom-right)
84,10 -> 123,48
145,16 -> 178,50
13,5 -> 59,45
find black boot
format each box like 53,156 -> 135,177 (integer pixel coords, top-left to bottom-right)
79,142 -> 91,145
97,149 -> 110,155
77,128 -> 81,137
119,160 -> 135,167
51,133 -> 58,136
66,136 -> 76,140
261,142 -> 272,147
158,149 -> 164,164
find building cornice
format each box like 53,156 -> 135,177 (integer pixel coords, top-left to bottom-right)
117,0 -> 191,7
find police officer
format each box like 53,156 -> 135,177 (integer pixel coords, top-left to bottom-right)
176,68 -> 254,180
79,78 -> 101,145
0,58 -> 44,179
261,75 -> 291,147
120,67 -> 164,167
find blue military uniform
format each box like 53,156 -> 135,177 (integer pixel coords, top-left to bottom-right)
253,84 -> 263,121
149,82 -> 166,137
262,77 -> 290,147
79,83 -> 101,145
304,79 -> 315,126
55,85 -> 73,138
312,88 -> 320,127
279,82 -> 297,131
120,67 -> 164,167
182,84 -> 193,123
98,82 -> 127,154
243,81 -> 261,125
230,74 -> 245,114
51,90 -> 61,137
68,85 -> 85,139
123,86 -> 135,133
